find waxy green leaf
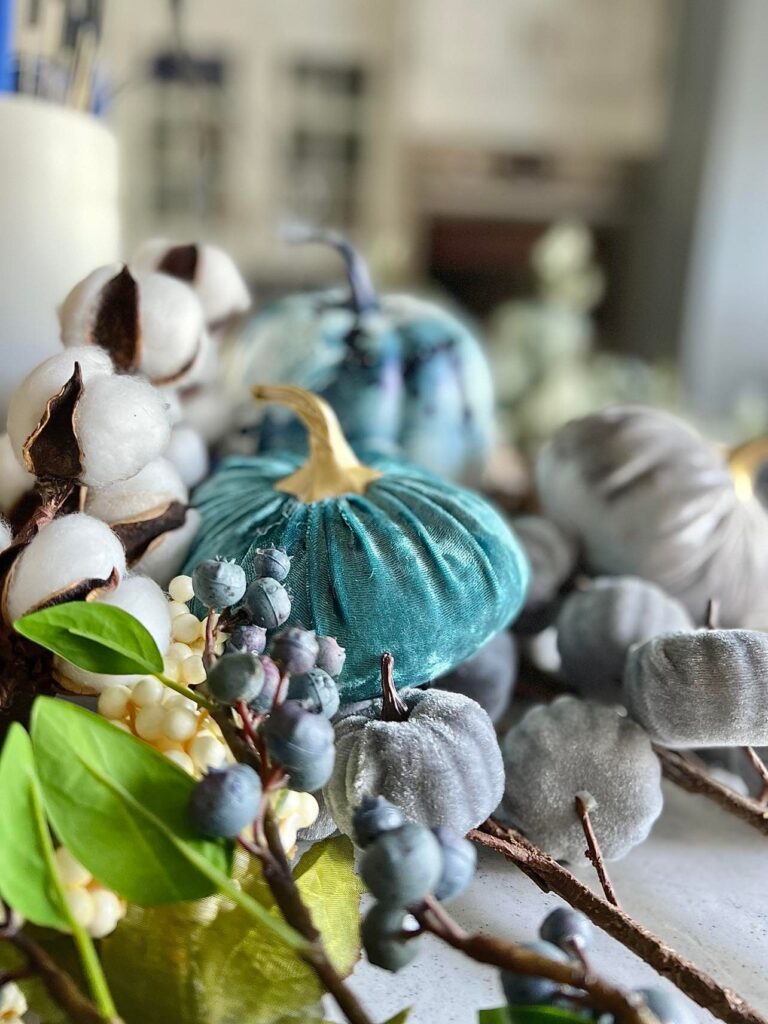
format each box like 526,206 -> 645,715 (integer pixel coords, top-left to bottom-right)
0,725 -> 69,930
15,601 -> 163,676
504,1008 -> 593,1024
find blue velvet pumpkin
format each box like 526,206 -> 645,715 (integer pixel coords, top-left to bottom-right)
186,386 -> 528,703
227,230 -> 494,483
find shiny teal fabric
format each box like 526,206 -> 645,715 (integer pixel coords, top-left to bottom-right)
185,453 -> 529,703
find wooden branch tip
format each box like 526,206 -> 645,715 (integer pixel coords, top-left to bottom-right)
574,792 -> 620,907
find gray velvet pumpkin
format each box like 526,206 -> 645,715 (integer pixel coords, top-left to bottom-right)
557,576 -> 693,702
432,630 -> 517,724
499,696 -> 663,864
324,687 -> 504,839
511,515 -> 578,634
536,406 -> 768,626
624,629 -> 768,748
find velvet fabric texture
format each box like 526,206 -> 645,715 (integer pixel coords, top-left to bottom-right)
624,629 -> 768,748
432,629 -> 517,723
186,453 -> 529,703
499,696 -> 663,864
536,405 -> 768,626
325,687 -> 505,838
233,291 -> 494,483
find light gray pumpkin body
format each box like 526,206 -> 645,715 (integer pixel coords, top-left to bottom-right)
557,576 -> 693,702
432,630 -> 517,723
536,406 -> 768,626
499,696 -> 663,864
624,629 -> 768,748
324,687 -> 504,838
512,515 -> 578,610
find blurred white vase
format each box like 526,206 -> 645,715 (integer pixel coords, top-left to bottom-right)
0,95 -> 120,417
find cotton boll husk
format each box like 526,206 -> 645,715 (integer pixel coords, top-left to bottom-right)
433,630 -> 517,723
536,405 -> 768,626
84,458 -> 188,523
557,576 -> 694,703
135,508 -> 201,587
4,513 -> 126,622
7,347 -> 113,472
0,434 -> 34,513
131,239 -> 251,327
624,629 -> 768,748
75,374 -> 171,487
59,264 -> 123,347
499,696 -> 663,864
56,575 -> 172,693
164,424 -> 209,489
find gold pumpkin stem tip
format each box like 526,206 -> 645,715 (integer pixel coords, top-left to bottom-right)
252,385 -> 382,502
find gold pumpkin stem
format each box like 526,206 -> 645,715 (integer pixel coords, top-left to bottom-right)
728,436 -> 768,501
252,385 -> 382,502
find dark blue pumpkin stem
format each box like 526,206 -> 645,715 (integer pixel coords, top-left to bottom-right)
283,227 -> 379,316
380,652 -> 408,722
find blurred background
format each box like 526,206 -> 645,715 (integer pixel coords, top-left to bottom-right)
1,0 -> 767,449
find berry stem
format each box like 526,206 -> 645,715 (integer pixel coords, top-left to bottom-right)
156,672 -> 216,713
379,652 -> 408,723
202,609 -> 217,671
413,901 -> 653,1024
574,793 -> 620,907
471,820 -> 767,1024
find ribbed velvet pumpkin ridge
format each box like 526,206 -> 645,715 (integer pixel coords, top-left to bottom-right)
185,452 -> 529,703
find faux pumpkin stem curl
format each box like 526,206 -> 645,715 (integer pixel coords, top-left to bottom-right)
252,385 -> 382,502
574,792 -> 621,907
379,651 -> 408,722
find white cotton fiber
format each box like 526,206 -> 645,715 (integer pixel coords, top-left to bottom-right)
0,519 -> 12,552
85,458 -> 188,524
164,424 -> 209,489
56,574 -> 172,693
135,508 -> 200,587
134,272 -> 205,382
7,347 -> 113,471
59,264 -> 123,347
5,513 -> 126,622
0,434 -> 34,512
75,374 -> 171,487
131,238 -> 251,327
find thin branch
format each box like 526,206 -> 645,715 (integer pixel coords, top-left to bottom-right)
575,793 -> 620,907
743,747 -> 768,804
656,748 -> 768,837
470,821 -> 767,1024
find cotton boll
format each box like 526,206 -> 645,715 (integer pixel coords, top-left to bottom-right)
135,508 -> 201,587
499,696 -> 663,864
0,434 -> 34,513
0,519 -> 11,553
4,513 -> 125,623
55,574 -> 172,693
164,424 -> 209,489
131,238 -> 251,327
133,272 -> 206,383
85,458 -> 188,523
59,264 -> 123,347
7,347 -> 112,472
557,577 -> 694,703
75,374 -> 171,487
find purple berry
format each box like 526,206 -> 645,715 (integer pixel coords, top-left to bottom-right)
188,764 -> 262,838
315,635 -> 346,677
269,626 -> 319,674
287,667 -> 339,718
225,623 -> 267,656
251,547 -> 291,583
244,577 -> 291,630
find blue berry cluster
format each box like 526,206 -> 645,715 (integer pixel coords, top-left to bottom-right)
187,547 -> 347,840
356,795 -> 477,973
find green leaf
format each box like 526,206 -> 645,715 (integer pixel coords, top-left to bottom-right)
383,1012 -> 411,1023
506,1008 -> 594,1024
31,696 -> 231,905
479,1010 -> 512,1024
0,725 -> 69,930
101,837 -> 363,1024
15,601 -> 164,676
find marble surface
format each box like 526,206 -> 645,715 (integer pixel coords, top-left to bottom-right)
325,783 -> 768,1023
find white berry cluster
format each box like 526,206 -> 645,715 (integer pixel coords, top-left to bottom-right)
54,846 -> 126,939
0,981 -> 27,1024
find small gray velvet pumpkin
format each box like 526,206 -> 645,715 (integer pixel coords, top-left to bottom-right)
512,515 -> 578,611
557,576 -> 693,703
536,405 -> 768,626
499,696 -> 663,864
324,680 -> 504,839
432,630 -> 517,723
624,629 -> 768,748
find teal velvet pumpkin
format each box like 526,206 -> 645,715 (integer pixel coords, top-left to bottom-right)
225,230 -> 494,483
185,386 -> 528,703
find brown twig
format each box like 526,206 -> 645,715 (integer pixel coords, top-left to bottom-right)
413,898 -> 653,1024
574,793 -> 620,907
470,820 -> 767,1024
379,652 -> 408,722
705,598 -> 719,630
656,748 -> 768,837
202,609 -> 217,671
743,747 -> 768,804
